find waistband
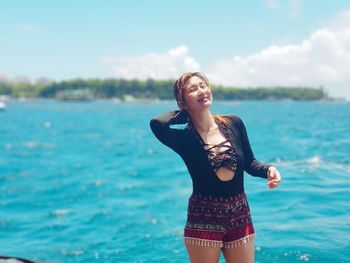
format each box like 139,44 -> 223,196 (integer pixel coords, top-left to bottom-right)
189,191 -> 246,202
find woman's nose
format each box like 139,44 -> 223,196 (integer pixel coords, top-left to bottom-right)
198,88 -> 205,95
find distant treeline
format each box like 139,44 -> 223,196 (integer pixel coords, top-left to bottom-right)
0,78 -> 329,100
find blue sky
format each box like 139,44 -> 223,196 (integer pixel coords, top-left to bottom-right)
1,0 -> 350,98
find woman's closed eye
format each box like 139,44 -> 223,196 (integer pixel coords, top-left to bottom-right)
188,84 -> 207,93
188,86 -> 198,93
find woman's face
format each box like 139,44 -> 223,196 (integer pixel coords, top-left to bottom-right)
181,76 -> 213,112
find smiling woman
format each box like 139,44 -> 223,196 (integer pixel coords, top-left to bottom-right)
150,72 -> 281,263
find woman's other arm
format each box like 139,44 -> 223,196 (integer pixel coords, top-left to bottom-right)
236,116 -> 281,188
236,116 -> 272,178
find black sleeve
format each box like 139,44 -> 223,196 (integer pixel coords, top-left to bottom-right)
149,109 -> 189,153
235,116 -> 272,178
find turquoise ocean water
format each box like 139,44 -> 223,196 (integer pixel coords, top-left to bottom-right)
0,99 -> 349,263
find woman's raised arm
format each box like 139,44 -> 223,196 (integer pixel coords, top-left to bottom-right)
149,109 -> 189,153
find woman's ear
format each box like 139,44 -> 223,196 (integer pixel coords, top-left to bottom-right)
180,103 -> 187,110
177,99 -> 186,110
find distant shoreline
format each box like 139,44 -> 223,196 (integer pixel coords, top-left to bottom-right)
0,78 -> 335,101
1,96 -> 348,103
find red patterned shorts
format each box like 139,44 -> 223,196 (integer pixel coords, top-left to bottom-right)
183,192 -> 255,248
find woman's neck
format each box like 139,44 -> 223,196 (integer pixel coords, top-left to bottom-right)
188,109 -> 217,133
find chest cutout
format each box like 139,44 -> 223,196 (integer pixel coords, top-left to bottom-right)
195,122 -> 237,182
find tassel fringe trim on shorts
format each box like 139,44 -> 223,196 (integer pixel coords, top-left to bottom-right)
183,234 -> 256,249
222,234 -> 256,248
184,237 -> 223,248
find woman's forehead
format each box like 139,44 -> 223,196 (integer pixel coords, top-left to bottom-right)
185,76 -> 205,87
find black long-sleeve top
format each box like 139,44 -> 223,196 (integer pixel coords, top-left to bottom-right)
149,109 -> 272,197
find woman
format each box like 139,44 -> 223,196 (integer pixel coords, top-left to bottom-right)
149,72 -> 281,263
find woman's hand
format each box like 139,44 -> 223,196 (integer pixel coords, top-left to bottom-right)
267,166 -> 281,189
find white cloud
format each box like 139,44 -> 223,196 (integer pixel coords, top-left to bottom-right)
103,45 -> 200,80
263,0 -> 300,18
17,24 -> 41,33
288,0 -> 300,18
207,10 -> 350,99
263,0 -> 280,10
0,74 -> 9,82
0,75 -> 32,83
328,10 -> 350,32
103,10 -> 350,99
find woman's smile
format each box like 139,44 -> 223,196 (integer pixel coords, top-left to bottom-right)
198,96 -> 209,103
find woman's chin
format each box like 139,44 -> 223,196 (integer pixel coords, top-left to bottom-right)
186,101 -> 212,112
196,102 -> 212,110
201,99 -> 212,107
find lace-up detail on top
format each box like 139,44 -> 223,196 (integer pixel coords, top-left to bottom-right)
203,139 -> 237,172
187,117 -> 238,174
